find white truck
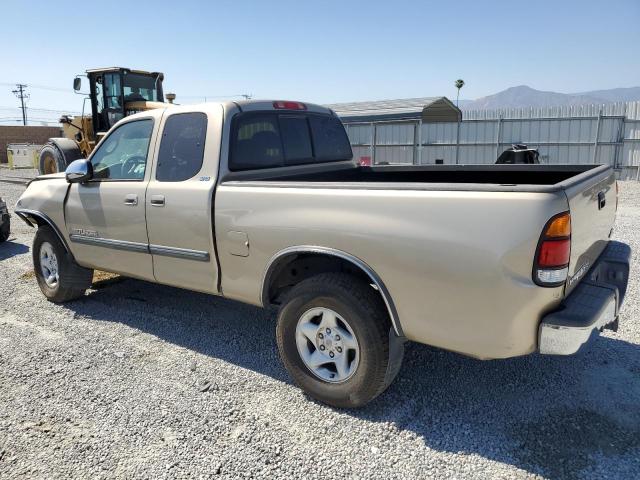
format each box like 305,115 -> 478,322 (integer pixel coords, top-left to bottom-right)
16,100 -> 631,407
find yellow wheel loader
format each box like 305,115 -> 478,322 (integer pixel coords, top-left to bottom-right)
38,67 -> 166,174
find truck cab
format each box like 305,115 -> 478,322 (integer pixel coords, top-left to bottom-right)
66,104 -> 219,291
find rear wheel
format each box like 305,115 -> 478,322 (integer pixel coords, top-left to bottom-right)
33,226 -> 93,302
276,273 -> 404,408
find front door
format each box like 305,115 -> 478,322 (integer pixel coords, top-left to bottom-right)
65,117 -> 157,280
145,109 -> 220,294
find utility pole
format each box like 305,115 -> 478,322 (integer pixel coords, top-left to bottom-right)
12,84 -> 29,125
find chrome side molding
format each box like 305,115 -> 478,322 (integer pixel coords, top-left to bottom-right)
149,244 -> 210,262
69,234 -> 210,262
70,234 -> 148,253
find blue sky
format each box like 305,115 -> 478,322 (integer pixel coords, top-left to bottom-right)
1,0 -> 638,124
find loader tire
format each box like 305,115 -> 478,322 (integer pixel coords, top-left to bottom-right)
38,144 -> 66,175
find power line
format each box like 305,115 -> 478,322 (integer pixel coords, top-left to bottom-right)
2,81 -> 255,104
0,81 -> 72,93
177,93 -> 253,100
0,106 -> 81,114
0,116 -> 61,121
23,83 -> 70,93
12,84 -> 29,125
0,118 -> 61,124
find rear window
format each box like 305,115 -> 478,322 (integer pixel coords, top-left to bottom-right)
280,115 -> 313,164
232,114 -> 283,170
309,115 -> 352,161
230,112 -> 352,171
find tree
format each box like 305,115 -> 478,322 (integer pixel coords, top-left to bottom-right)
454,79 -> 465,107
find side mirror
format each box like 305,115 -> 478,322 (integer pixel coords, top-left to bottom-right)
65,159 -> 93,183
73,77 -> 82,91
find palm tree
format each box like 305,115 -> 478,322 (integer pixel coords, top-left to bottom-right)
455,79 -> 465,107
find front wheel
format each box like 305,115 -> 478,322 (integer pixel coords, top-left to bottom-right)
33,226 -> 93,302
276,273 -> 404,408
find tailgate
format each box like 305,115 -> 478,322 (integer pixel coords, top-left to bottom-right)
563,166 -> 617,295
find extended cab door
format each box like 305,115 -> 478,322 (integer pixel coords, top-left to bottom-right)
65,117 -> 157,280
145,106 -> 222,294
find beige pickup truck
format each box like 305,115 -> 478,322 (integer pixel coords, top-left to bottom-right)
16,100 -> 631,407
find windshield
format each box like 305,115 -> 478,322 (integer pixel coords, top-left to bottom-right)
123,73 -> 160,102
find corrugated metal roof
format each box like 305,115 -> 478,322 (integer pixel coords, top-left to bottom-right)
326,96 -> 462,123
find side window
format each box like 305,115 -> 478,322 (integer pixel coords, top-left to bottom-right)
90,119 -> 154,181
309,115 -> 352,161
156,113 -> 207,182
280,115 -> 313,165
103,73 -> 124,126
230,114 -> 283,170
94,78 -> 104,115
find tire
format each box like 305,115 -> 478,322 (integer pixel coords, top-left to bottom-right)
33,226 -> 93,302
0,217 -> 9,242
38,144 -> 66,175
276,273 -> 404,408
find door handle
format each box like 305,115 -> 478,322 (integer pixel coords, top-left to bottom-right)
124,194 -> 138,206
150,195 -> 165,207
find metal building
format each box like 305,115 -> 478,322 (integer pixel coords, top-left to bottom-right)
328,98 -> 640,180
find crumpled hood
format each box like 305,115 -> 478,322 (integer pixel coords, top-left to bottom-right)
27,172 -> 66,187
33,172 -> 66,181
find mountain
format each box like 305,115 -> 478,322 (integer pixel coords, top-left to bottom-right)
575,87 -> 640,103
461,85 -> 640,110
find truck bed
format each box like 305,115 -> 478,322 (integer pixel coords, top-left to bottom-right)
216,160 -> 617,358
223,163 -> 608,193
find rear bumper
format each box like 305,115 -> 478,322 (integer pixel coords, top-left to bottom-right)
538,241 -> 631,355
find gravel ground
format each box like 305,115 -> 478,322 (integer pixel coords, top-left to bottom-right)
1,174 -> 639,480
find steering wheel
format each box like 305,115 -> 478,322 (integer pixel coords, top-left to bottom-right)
121,155 -> 146,178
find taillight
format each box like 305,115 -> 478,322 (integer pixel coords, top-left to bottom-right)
538,239 -> 571,266
534,212 -> 571,287
358,156 -> 372,167
273,101 -> 307,110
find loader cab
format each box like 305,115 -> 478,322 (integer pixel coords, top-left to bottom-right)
85,67 -> 164,136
